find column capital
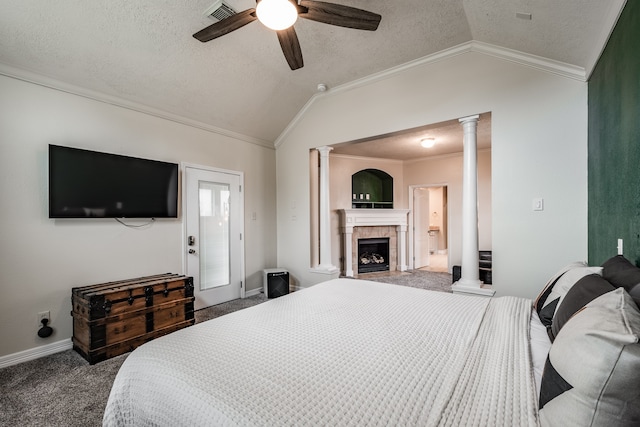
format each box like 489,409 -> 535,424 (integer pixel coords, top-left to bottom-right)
458,114 -> 480,124
316,146 -> 333,156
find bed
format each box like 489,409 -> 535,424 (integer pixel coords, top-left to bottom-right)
103,257 -> 640,427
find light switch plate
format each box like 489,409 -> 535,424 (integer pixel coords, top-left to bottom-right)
533,198 -> 544,211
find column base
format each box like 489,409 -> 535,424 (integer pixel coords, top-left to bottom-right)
311,264 -> 339,275
451,281 -> 495,298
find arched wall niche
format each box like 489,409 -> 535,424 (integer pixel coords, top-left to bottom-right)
351,168 -> 393,209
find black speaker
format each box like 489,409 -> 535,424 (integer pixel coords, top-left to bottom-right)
263,269 -> 289,299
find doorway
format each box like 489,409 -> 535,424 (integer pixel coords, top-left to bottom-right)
184,164 -> 244,310
410,185 -> 448,272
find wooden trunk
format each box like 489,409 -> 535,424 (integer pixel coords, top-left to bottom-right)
71,273 -> 195,364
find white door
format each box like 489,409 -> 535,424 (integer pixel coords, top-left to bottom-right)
184,165 -> 244,310
413,188 -> 430,269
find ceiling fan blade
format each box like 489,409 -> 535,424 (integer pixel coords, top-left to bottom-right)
193,9 -> 257,42
277,26 -> 304,70
298,0 -> 381,31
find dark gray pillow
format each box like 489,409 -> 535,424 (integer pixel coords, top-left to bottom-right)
602,255 -> 640,308
550,274 -> 615,340
538,297 -> 559,330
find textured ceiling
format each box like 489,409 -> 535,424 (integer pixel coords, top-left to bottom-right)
0,0 -> 626,149
332,113 -> 492,161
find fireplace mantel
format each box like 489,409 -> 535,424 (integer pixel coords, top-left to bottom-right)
339,209 -> 410,229
339,209 -> 410,277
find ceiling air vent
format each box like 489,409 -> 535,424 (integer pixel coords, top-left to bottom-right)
204,0 -> 237,22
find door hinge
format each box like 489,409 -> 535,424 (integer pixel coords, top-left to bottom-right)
239,185 -> 242,192
240,281 -> 243,288
240,233 -> 243,240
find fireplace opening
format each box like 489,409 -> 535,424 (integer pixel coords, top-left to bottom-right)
357,238 -> 390,274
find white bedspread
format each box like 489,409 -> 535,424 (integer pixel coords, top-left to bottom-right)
103,278 -> 538,426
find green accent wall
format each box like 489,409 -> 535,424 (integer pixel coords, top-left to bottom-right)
589,1 -> 640,265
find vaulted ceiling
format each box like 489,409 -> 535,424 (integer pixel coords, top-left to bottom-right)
0,0 -> 626,150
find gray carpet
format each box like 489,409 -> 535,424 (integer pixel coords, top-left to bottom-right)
357,269 -> 453,293
0,271 -> 450,426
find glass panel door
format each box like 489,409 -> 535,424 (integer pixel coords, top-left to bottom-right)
185,165 -> 243,310
199,181 -> 230,290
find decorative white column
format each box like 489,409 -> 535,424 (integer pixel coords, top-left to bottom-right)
343,224 -> 354,277
452,115 -> 495,297
315,146 -> 338,273
396,224 -> 408,272
309,149 -> 320,267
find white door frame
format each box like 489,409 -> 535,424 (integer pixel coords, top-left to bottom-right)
408,183 -> 449,271
182,163 -> 245,302
413,187 -> 429,269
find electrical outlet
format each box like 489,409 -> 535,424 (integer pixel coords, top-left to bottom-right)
38,311 -> 50,327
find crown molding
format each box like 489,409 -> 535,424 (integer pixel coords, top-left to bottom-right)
470,41 -> 586,82
0,63 -> 274,150
331,147 -> 491,165
274,41 -> 587,148
330,153 -> 405,164
402,147 -> 492,165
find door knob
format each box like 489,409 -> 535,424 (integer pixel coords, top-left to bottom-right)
188,249 -> 196,254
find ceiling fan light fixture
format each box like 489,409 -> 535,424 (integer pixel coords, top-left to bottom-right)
420,138 -> 436,148
256,0 -> 298,31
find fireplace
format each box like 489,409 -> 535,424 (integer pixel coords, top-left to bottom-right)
358,238 -> 390,273
339,209 -> 410,277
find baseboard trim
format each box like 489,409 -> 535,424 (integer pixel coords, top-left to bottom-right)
0,339 -> 73,369
245,288 -> 262,297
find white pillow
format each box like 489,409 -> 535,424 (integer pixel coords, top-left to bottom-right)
539,288 -> 640,426
535,262 -> 587,308
530,310 -> 551,395
536,265 -> 603,328
541,266 -> 603,311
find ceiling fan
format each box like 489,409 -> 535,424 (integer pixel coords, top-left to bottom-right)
193,0 -> 382,70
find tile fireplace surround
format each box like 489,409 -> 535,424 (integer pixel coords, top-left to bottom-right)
338,209 -> 410,277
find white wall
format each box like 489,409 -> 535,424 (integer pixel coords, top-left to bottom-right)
0,75 -> 277,358
276,51 -> 588,299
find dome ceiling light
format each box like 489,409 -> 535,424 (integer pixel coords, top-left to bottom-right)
256,0 -> 298,31
421,138 -> 436,148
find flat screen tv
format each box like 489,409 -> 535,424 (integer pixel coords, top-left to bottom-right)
49,145 -> 179,218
